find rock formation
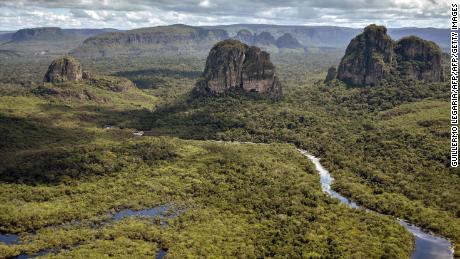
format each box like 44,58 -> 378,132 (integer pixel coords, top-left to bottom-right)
335,24 -> 444,86
42,56 -> 133,93
194,39 -> 282,99
394,36 -> 443,82
324,66 -> 337,82
43,55 -> 83,83
337,24 -> 394,86
82,71 -> 92,80
276,33 -> 303,49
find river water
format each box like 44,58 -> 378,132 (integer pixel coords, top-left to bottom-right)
299,149 -> 454,259
1,205 -> 175,258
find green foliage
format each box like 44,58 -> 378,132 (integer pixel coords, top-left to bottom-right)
0,138 -> 412,258
0,51 -> 456,257
137,54 -> 459,255
214,39 -> 247,50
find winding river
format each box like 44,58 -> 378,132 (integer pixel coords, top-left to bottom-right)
299,149 -> 454,259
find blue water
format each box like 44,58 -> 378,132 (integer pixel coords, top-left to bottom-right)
7,205 -> 176,258
299,149 -> 454,259
399,221 -> 454,259
0,233 -> 20,245
156,248 -> 167,259
112,205 -> 170,221
111,206 -> 173,258
12,250 -> 50,259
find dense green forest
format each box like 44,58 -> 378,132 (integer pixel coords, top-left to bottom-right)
0,51 -> 458,258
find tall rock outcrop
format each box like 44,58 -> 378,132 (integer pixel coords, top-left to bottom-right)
394,36 -> 443,82
43,55 -> 82,83
324,66 -> 337,82
335,24 -> 444,86
337,24 -> 394,86
194,39 -> 282,99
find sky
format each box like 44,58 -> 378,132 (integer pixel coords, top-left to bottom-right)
0,0 -> 452,31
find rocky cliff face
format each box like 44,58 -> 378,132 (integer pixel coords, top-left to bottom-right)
324,66 -> 337,82
335,24 -> 444,86
43,56 -> 134,92
43,56 -> 83,83
394,36 -> 443,82
337,24 -> 394,86
195,39 -> 282,99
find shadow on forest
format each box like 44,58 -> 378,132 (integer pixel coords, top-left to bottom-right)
144,92 -> 269,140
36,103 -> 154,130
0,104 -> 153,185
0,94 -> 261,185
0,114 -> 99,185
0,114 -> 95,153
113,68 -> 201,89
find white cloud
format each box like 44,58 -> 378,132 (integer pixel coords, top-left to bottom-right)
258,7 -> 298,18
0,0 -> 451,30
83,10 -> 110,21
199,0 -> 211,8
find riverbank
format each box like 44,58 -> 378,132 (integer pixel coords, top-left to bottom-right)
299,149 -> 454,259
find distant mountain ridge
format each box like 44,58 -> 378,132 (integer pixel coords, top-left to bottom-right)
71,24 -> 228,57
72,24 -> 449,58
0,33 -> 14,43
233,30 -> 304,52
207,24 -> 450,50
0,24 -> 450,58
208,24 -> 359,48
388,27 -> 449,50
3,27 -> 118,43
0,27 -> 119,57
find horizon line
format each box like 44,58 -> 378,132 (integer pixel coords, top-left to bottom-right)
0,23 -> 451,32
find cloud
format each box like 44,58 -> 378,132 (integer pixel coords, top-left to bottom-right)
199,0 -> 212,8
0,0 -> 451,31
